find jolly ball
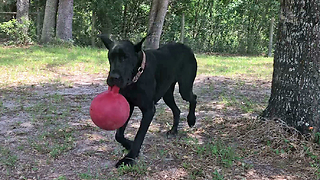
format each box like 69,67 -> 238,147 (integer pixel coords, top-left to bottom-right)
90,86 -> 130,130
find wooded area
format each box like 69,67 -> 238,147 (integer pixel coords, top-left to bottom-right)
0,0 -> 279,55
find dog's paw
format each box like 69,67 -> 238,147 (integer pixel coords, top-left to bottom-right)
166,129 -> 178,138
187,114 -> 196,127
115,157 -> 136,168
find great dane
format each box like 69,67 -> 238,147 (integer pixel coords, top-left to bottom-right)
98,34 -> 197,167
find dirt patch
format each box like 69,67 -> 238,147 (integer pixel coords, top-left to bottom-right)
0,74 -> 318,179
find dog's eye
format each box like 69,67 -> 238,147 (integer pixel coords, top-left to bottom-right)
120,55 -> 127,62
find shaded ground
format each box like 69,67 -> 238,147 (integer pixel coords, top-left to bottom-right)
0,74 -> 319,179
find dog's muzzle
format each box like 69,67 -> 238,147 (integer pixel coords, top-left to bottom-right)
107,71 -> 124,87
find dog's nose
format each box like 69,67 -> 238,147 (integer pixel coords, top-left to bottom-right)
107,71 -> 123,87
109,72 -> 120,80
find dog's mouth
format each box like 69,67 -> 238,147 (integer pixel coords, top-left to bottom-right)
107,76 -> 133,88
107,67 -> 139,88
107,77 -> 124,88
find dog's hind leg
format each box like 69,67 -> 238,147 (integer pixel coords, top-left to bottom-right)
180,88 -> 197,127
179,89 -> 197,127
163,82 -> 181,136
115,103 -> 134,150
186,92 -> 197,127
178,71 -> 197,127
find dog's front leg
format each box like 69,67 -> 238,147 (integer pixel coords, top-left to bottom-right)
115,103 -> 134,150
115,105 -> 155,168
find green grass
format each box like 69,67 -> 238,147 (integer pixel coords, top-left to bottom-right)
0,46 -> 273,87
212,170 -> 225,180
196,54 -> 273,80
117,162 -> 148,176
54,175 -> 67,180
0,146 -> 18,168
0,46 -> 109,86
193,139 -> 239,168
29,126 -> 75,159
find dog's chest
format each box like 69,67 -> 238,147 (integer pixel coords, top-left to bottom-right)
120,83 -> 156,107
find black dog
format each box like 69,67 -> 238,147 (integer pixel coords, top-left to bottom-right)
98,34 -> 197,167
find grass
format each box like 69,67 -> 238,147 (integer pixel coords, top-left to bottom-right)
2,45 -> 319,179
0,45 -> 109,86
212,170 -> 225,180
196,54 -> 273,80
196,140 -> 239,168
29,126 -> 75,159
0,46 -> 273,87
0,146 -> 18,168
179,137 -> 240,179
117,162 -> 148,176
24,91 -> 76,159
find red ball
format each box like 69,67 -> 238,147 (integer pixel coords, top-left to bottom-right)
90,86 -> 130,130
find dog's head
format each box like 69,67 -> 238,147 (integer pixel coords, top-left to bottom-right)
99,34 -> 146,88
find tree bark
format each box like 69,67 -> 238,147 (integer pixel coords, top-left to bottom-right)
180,13 -> 185,43
16,0 -> 29,38
56,0 -> 74,41
41,0 -> 58,44
145,0 -> 170,49
36,7 -> 41,41
16,0 -> 29,23
91,11 -> 96,47
147,0 -> 158,33
122,3 -> 128,38
267,17 -> 275,57
262,0 -> 320,134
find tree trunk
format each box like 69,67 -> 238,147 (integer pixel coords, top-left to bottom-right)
145,0 -> 170,49
262,0 -> 320,134
180,13 -> 185,43
122,3 -> 128,38
91,11 -> 96,47
16,0 -> 29,23
16,0 -> 29,41
267,17 -> 275,57
192,0 -> 201,39
147,0 -> 158,33
41,0 -> 58,44
56,0 -> 74,41
36,7 -> 41,41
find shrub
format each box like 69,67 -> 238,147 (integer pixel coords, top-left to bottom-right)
0,17 -> 32,45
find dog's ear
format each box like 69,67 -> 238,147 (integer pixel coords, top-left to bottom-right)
134,33 -> 151,52
98,34 -> 114,50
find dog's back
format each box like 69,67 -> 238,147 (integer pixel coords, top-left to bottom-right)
154,42 -> 196,64
144,43 -> 197,103
148,42 -> 197,76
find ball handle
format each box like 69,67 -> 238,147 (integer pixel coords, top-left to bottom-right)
108,86 -> 120,93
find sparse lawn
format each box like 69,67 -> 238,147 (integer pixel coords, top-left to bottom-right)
196,54 -> 273,80
1,45 -> 319,179
0,45 -> 108,87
